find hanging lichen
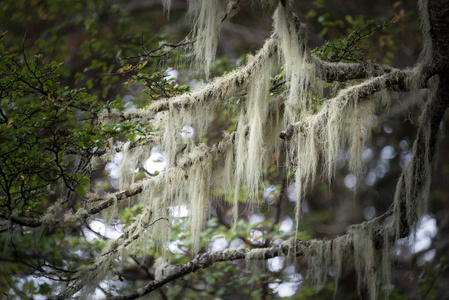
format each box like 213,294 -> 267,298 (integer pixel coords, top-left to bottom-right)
186,146 -> 213,252
188,0 -> 225,77
233,115 -> 249,223
211,131 -> 236,196
274,4 -> 311,122
162,0 -> 172,15
393,79 -> 436,237
244,57 -> 275,199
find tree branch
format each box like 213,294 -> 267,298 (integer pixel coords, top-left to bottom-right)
0,184 -> 144,228
107,238 -> 307,300
311,55 -> 395,82
279,69 -> 411,140
104,35 -> 278,122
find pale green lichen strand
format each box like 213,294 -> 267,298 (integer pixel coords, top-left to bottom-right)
188,0 -> 225,76
274,4 -> 312,123
245,57 -> 274,199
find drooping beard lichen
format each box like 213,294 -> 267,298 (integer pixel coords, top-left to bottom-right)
188,0 -> 225,77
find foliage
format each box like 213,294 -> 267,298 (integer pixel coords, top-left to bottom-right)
418,258 -> 448,300
0,32 -> 101,218
305,0 -> 410,64
311,18 -> 397,63
0,0 -> 173,296
119,67 -> 190,101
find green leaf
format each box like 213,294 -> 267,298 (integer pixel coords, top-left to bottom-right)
80,176 -> 90,184
76,185 -> 85,198
345,15 -> 354,24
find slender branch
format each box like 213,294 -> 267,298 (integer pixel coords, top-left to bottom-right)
65,134 -> 159,157
0,184 -> 144,228
0,213 -> 42,227
105,40 -> 194,76
86,186 -> 144,215
222,0 -> 240,22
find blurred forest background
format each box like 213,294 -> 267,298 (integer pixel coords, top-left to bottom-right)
1,0 -> 448,299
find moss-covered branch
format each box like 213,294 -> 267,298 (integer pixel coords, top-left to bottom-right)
0,184 -> 145,229
100,35 -> 278,124
311,56 -> 395,82
280,69 -> 408,141
108,239 -> 307,300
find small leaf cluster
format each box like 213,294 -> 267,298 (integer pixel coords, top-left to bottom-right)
312,18 -> 397,63
418,257 -> 448,299
0,32 -> 134,220
117,64 -> 190,100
